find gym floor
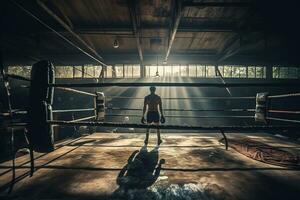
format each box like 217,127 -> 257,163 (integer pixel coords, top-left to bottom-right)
1,132 -> 300,200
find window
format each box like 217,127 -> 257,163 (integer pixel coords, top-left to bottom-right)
172,65 -> 180,76
289,67 -> 298,79
84,65 -> 95,78
247,66 -> 265,78
165,65 -> 172,76
180,65 -> 188,77
217,65 -> 266,78
217,66 -> 224,76
239,66 -> 247,78
157,65 -> 164,77
256,66 -> 265,78
94,65 -> 102,78
6,64 -> 275,79
189,65 -> 197,77
115,64 -> 124,78
124,64 -> 133,78
196,65 -> 205,77
106,65 -> 113,78
229,66 -> 247,78
124,64 -> 140,78
145,65 -> 156,77
145,65 -> 150,77
55,66 -> 73,78
223,66 -> 232,77
74,66 -> 82,78
273,66 -> 300,79
248,66 -> 256,78
132,65 -> 140,77
232,66 -> 239,78
8,66 -> 31,78
206,66 -> 215,77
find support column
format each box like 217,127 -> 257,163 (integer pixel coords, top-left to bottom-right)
81,65 -> 84,78
266,64 -> 273,80
112,65 -> 116,78
140,64 -> 145,78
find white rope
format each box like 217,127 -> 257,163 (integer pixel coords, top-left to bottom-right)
269,93 -> 300,99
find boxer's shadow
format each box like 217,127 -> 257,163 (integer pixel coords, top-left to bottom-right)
115,145 -> 165,192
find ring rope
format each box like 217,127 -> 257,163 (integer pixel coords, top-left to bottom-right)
106,107 -> 255,112
51,116 -> 96,127
49,82 -> 300,88
52,108 -> 95,113
3,108 -> 299,116
268,110 -> 300,114
0,110 -> 28,117
106,114 -> 254,119
106,96 -> 256,100
4,123 -> 28,128
6,74 -> 31,82
266,117 -> 300,124
68,115 -> 96,123
4,108 -> 299,116
55,87 -> 97,97
11,0 -> 107,67
48,120 -> 300,131
53,116 -> 96,126
269,93 -> 300,99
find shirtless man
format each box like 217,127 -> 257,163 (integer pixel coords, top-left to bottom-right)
141,86 -> 165,145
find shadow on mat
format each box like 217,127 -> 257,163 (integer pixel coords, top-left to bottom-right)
114,145 -> 165,192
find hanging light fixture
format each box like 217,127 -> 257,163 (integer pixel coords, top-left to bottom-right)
113,37 -> 119,48
155,56 -> 160,77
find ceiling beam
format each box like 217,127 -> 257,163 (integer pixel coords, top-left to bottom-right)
217,33 -> 266,63
6,51 -> 297,66
38,25 -> 241,35
165,0 -> 182,63
182,2 -> 251,8
217,34 -> 241,63
127,0 -> 143,62
217,6 -> 261,63
36,0 -> 106,63
4,26 -> 240,36
51,1 -> 74,29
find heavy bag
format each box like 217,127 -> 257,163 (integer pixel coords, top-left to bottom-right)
27,60 -> 55,153
255,92 -> 268,124
94,92 -> 105,121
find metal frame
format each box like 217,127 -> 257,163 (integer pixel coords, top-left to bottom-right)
49,82 -> 300,88
48,120 -> 300,131
165,0 -> 182,63
36,0 -> 105,63
127,0 -> 143,63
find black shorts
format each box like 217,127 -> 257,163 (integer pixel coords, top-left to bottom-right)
147,111 -> 160,123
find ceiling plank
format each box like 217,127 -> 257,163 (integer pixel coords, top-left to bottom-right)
36,0 -> 106,63
165,0 -> 182,63
182,2 -> 251,7
217,34 -> 241,63
127,0 -> 143,62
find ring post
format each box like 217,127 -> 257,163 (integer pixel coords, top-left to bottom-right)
255,92 -> 269,124
220,129 -> 228,150
27,60 -> 55,153
95,92 -> 105,121
29,147 -> 35,177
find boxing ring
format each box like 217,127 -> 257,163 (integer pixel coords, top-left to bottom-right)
1,61 -> 300,199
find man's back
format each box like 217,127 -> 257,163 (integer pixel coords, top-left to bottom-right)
145,94 -> 161,112
141,86 -> 164,145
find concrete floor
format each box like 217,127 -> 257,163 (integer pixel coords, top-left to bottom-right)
0,132 -> 300,200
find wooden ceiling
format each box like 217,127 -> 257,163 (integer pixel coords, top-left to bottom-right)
1,0 -> 300,65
